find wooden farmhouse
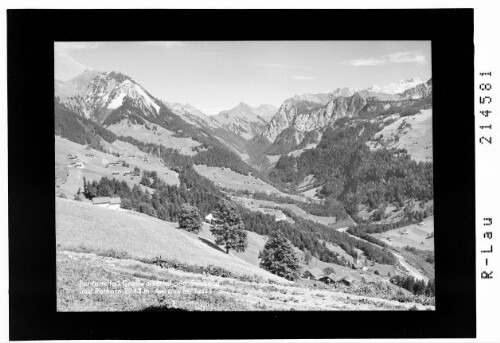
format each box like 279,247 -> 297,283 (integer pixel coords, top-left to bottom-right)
302,267 -> 323,280
91,196 -> 122,210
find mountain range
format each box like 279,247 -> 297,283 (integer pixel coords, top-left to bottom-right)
54,58 -> 431,171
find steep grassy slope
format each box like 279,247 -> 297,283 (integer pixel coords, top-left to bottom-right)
56,197 -> 281,282
56,198 -> 433,311
106,118 -> 201,156
193,164 -> 305,202
366,109 -> 433,162
371,216 -> 434,251
55,136 -> 179,197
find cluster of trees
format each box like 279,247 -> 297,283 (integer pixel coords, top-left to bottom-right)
248,191 -> 348,219
390,275 -> 435,297
356,97 -> 432,121
341,147 -> 433,213
83,176 -> 188,221
384,97 -> 432,118
82,163 -> 225,222
241,203 -> 397,266
281,209 -> 398,266
348,215 -> 423,235
193,147 -> 254,176
139,170 -> 164,189
346,227 -> 389,247
177,197 -> 304,281
403,246 -> 435,264
240,209 -> 351,267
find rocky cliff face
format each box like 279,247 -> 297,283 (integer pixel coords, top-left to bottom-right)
266,93 -> 367,153
263,94 -> 331,142
263,78 -> 432,155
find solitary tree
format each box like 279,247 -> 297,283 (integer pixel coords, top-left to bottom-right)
259,229 -> 304,281
178,203 -> 203,234
210,200 -> 247,254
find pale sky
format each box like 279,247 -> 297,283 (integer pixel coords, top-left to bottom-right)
55,41 -> 431,115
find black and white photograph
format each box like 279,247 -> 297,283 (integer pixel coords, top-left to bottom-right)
54,40 -> 435,312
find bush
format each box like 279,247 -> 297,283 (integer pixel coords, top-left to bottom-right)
178,204 -> 203,234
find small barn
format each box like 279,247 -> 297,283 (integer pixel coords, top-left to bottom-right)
73,161 -> 85,169
92,197 -> 122,210
302,268 -> 322,280
319,273 -> 340,285
204,213 -> 214,223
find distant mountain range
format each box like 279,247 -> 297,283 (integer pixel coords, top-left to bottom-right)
54,56 -> 431,169
366,77 -> 425,94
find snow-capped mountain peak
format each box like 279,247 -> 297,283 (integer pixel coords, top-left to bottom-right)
55,69 -> 162,122
367,77 -> 424,94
